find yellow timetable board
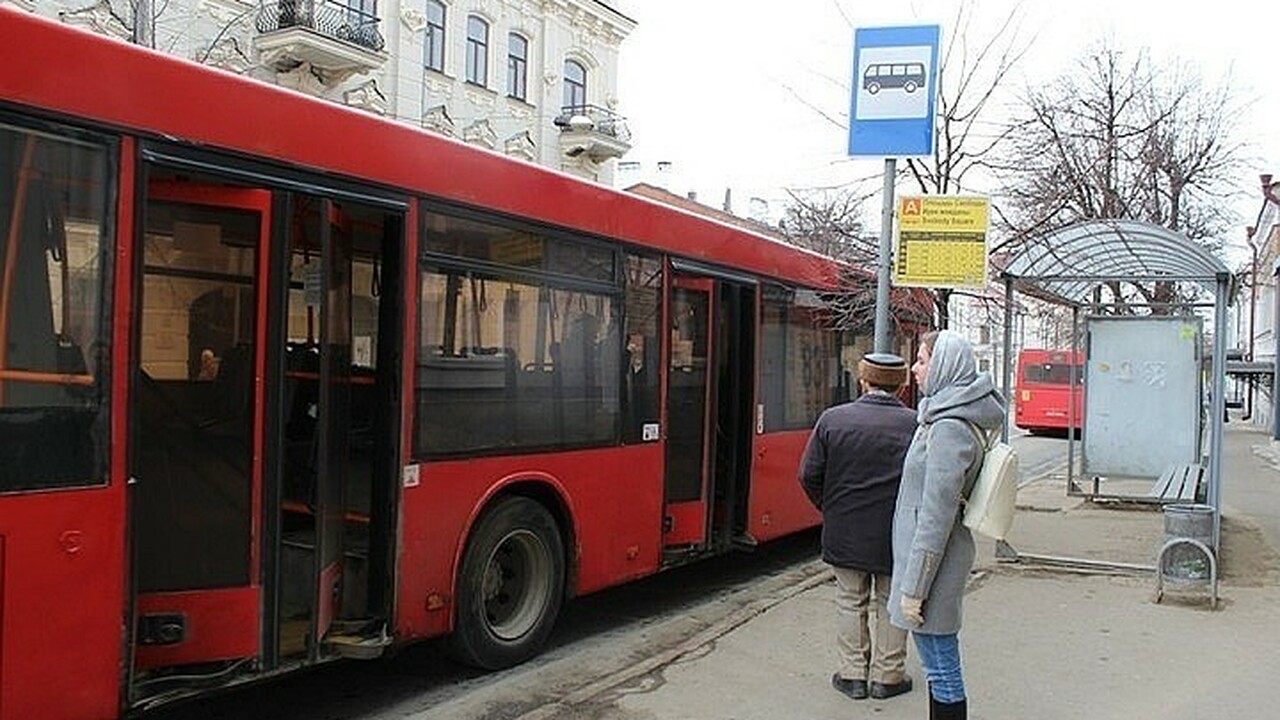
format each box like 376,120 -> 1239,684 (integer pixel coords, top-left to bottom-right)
894,195 -> 990,288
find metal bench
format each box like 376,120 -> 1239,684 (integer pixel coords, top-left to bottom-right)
1148,463 -> 1203,502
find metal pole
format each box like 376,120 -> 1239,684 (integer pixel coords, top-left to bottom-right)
1274,259 -> 1280,441
1210,274 -> 1229,553
134,0 -> 154,47
1068,305 -> 1079,491
873,158 -> 896,353
1001,278 -> 1014,443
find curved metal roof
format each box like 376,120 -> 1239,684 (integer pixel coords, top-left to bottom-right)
1001,219 -> 1231,306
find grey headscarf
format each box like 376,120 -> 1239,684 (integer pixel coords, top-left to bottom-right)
917,330 -> 1003,426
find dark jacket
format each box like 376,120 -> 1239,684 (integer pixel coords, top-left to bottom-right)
798,392 -> 917,574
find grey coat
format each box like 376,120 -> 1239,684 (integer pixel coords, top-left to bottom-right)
888,333 -> 1006,634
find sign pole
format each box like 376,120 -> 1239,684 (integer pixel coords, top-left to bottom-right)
874,158 -> 896,353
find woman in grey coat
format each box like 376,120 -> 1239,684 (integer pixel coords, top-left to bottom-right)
888,330 -> 1006,720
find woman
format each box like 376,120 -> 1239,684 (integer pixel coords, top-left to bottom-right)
888,330 -> 1006,720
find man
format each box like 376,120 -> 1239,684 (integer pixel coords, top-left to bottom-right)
799,352 -> 917,701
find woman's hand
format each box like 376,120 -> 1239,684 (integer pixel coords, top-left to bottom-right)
900,595 -> 925,626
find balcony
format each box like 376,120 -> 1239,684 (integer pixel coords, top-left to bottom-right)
255,0 -> 388,84
554,105 -> 631,162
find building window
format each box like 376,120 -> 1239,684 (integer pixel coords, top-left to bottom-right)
563,59 -> 586,110
465,15 -> 489,86
424,0 -> 444,72
507,33 -> 528,101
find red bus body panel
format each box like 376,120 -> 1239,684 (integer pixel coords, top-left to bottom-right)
395,444 -> 665,639
747,431 -> 821,542
1,490 -> 126,720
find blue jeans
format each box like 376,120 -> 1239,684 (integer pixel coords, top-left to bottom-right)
913,632 -> 965,703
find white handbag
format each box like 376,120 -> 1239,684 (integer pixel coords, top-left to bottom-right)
960,423 -> 1019,540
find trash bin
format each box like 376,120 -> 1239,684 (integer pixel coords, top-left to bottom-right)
1160,503 -> 1215,580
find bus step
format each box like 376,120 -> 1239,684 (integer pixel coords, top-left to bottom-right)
325,621 -> 391,660
731,530 -> 758,552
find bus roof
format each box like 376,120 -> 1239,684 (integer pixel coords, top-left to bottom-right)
0,8 -> 845,291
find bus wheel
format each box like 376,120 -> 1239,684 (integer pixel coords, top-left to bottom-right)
904,80 -> 918,93
450,496 -> 565,670
866,82 -> 881,94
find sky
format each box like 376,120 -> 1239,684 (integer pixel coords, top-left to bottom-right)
614,0 -> 1280,263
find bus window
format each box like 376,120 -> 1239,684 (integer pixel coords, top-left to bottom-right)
415,211 -> 621,456
0,121 -> 111,492
622,254 -> 660,443
759,286 -> 841,431
1024,361 -> 1083,385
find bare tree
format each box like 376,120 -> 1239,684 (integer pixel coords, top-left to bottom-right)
994,41 -> 1248,311
778,187 -> 933,337
903,1 -> 1030,328
779,187 -> 876,264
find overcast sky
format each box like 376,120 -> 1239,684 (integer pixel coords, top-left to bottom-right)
615,0 -> 1280,254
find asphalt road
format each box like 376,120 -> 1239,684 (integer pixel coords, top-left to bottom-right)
142,531 -> 825,720
1009,428 -> 1074,486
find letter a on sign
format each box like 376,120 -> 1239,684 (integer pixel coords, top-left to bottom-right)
902,198 -> 922,216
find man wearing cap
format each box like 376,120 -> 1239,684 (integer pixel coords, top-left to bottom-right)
799,353 -> 917,701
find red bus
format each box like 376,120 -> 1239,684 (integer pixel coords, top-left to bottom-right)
1014,348 -> 1084,434
0,10 -> 911,718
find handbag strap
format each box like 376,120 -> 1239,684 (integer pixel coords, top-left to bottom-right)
928,418 -> 987,501
959,419 -> 990,500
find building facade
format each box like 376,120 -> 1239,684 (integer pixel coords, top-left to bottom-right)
13,0 -> 634,183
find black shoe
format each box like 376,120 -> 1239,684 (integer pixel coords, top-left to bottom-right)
930,697 -> 967,720
870,675 -> 913,699
831,673 -> 868,700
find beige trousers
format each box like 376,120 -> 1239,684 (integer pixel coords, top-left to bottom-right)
832,566 -> 908,684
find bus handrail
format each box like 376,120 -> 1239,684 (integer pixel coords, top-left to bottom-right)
0,368 -> 95,387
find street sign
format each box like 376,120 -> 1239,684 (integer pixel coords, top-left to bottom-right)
894,195 -> 989,288
848,25 -> 940,158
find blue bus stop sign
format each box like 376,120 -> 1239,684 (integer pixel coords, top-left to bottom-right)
848,25 -> 940,158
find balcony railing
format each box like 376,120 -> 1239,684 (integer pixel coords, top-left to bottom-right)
256,0 -> 385,53
554,105 -> 631,142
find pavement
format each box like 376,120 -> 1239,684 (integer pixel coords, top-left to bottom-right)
512,421 -> 1280,720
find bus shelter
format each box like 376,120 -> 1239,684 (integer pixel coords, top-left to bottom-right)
996,219 -> 1233,570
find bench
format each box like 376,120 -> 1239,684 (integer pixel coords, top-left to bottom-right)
1148,463 -> 1204,502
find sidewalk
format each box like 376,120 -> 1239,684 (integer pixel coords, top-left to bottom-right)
590,423 -> 1280,720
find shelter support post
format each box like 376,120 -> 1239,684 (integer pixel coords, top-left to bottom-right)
1210,273 -> 1228,552
1001,278 -> 1013,443
1068,305 -> 1079,493
1273,260 -> 1280,441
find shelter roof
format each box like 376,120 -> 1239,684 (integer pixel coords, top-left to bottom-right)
1001,219 -> 1232,306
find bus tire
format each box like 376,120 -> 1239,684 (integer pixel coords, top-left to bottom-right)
450,496 -> 565,670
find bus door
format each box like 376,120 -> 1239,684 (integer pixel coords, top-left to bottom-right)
709,281 -> 757,552
663,274 -> 758,554
664,275 -> 714,548
277,193 -> 401,663
130,178 -> 269,681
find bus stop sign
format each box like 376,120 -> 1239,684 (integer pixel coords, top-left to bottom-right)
848,25 -> 940,158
